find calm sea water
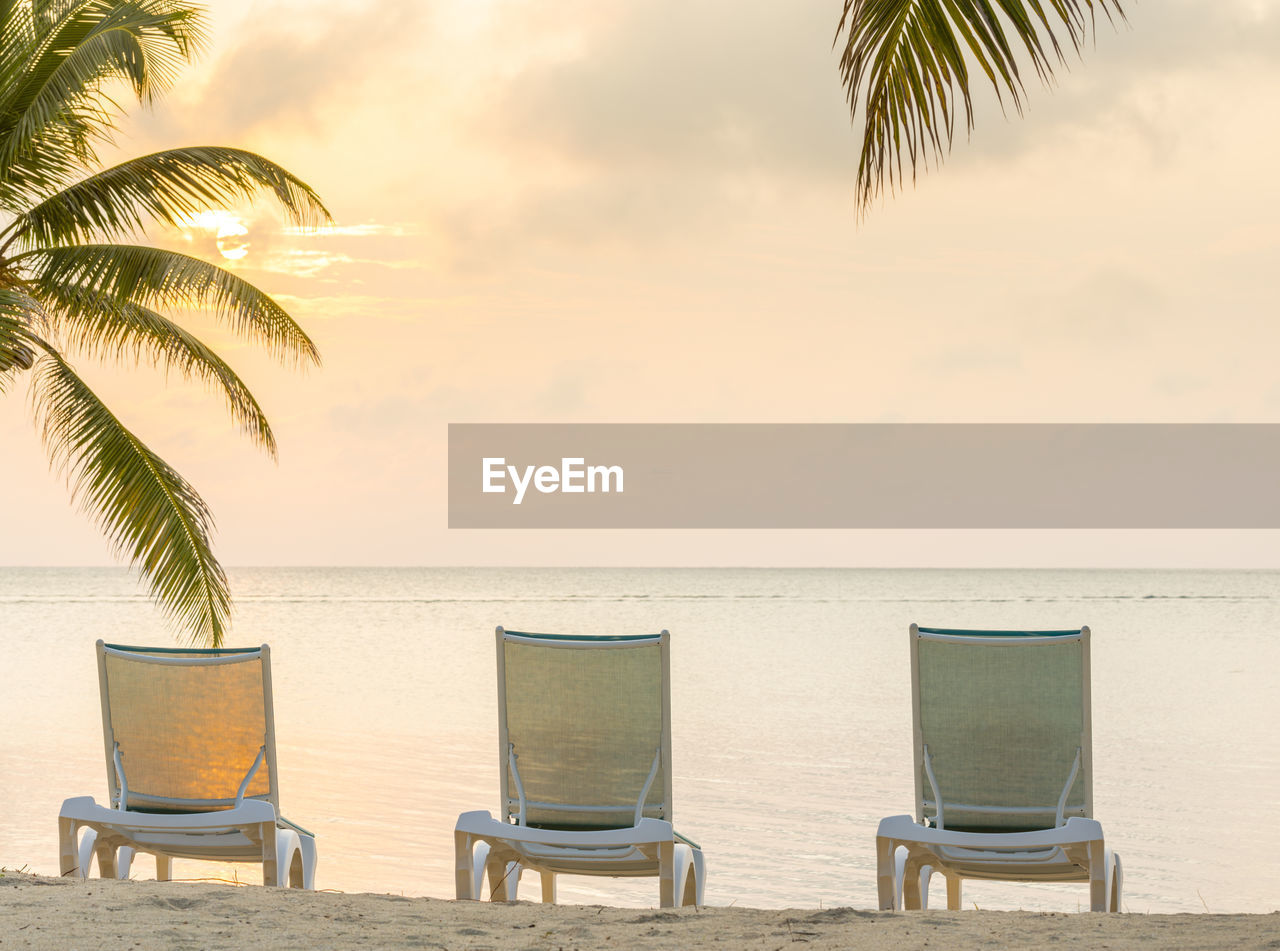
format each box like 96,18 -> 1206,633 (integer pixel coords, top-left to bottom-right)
1,567 -> 1276,913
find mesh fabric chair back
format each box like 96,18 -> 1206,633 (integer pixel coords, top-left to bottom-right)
97,641 -> 277,812
912,626 -> 1091,833
498,629 -> 671,830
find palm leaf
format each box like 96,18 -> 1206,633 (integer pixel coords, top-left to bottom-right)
23,242 -> 321,364
0,0 -> 204,175
29,343 -> 230,645
16,145 -> 331,246
0,121 -> 105,211
36,278 -> 278,454
836,0 -> 1126,214
0,287 -> 43,389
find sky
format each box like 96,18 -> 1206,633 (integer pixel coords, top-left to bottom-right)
3,0 -> 1280,568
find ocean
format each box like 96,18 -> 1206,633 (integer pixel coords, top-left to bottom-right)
1,566 -> 1276,913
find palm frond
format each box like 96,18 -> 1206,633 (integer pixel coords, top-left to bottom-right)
37,278 -> 277,454
29,343 -> 231,646
0,0 -> 205,176
836,0 -> 1126,214
0,120 -> 105,211
23,242 -> 321,364
16,146 -> 331,247
0,286 -> 43,389
1,2 -> 325,646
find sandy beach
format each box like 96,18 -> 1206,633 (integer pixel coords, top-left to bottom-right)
1,874 -> 1275,951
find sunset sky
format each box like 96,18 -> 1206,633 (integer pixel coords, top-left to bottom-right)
2,0 -> 1279,568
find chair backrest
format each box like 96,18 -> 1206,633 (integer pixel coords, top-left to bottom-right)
96,640 -> 279,812
910,624 -> 1092,833
495,627 -> 672,830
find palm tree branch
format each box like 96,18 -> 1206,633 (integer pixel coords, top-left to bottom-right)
837,0 -> 1127,214
28,342 -> 230,646
19,242 -> 321,364
35,278 -> 278,455
0,285 -> 45,389
0,0 -> 204,175
15,145 -> 331,248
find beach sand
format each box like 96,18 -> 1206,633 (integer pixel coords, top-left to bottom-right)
1,874 -> 1275,950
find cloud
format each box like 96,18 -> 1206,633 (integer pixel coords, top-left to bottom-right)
485,0 -> 854,175
281,223 -> 420,237
124,0 -> 432,145
448,0 -> 857,247
942,1 -> 1280,163
201,0 -> 431,135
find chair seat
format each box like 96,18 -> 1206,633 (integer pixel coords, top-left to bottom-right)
59,795 -> 317,886
457,810 -> 674,872
455,809 -> 704,905
877,813 -> 1120,908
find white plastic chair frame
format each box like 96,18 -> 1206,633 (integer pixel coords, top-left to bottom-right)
455,628 -> 705,907
876,625 -> 1121,912
58,641 -> 317,888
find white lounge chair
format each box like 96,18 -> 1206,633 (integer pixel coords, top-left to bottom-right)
876,625 -> 1121,912
58,641 -> 317,888
455,628 -> 705,907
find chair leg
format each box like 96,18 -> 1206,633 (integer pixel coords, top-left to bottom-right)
260,821 -> 279,887
486,853 -> 519,901
1109,851 -> 1123,912
540,870 -> 556,904
680,855 -> 699,907
296,834 -> 318,890
672,843 -> 698,907
115,846 -> 134,880
1087,840 -> 1107,911
691,847 -> 706,906
455,832 -> 479,899
658,840 -> 676,908
59,819 -> 84,879
287,848 -> 305,888
154,853 -> 171,882
945,874 -> 962,910
902,855 -> 926,910
876,837 -> 898,910
94,840 -> 117,879
919,865 -> 933,910
455,834 -> 483,901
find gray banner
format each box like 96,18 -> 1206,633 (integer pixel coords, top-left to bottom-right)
448,424 -> 1280,528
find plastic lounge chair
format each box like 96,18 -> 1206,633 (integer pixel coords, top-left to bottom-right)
454,627 -> 705,907
876,625 -> 1121,912
58,641 -> 317,888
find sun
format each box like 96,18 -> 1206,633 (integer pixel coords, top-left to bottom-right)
180,210 -> 251,261
215,219 -> 250,260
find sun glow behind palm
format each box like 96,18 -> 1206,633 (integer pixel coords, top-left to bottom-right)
177,210 -> 253,261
